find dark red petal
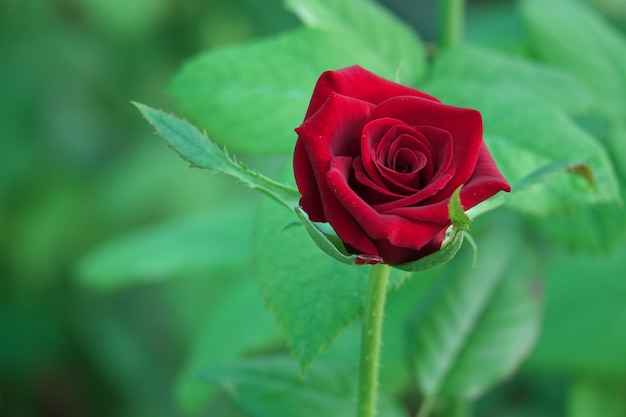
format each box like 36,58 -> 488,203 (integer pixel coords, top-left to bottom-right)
459,142 -> 511,209
297,92 -> 374,156
324,156 -> 380,257
361,118 -> 407,188
384,199 -> 451,224
377,133 -> 432,192
327,158 -> 450,255
294,93 -> 374,220
389,139 -> 428,173
374,229 -> 447,265
372,96 -> 484,200
304,66 -> 440,119
414,126 -> 454,181
386,145 -> 510,220
370,128 -> 456,211
293,140 -> 325,221
361,119 -> 436,194
353,157 -> 405,204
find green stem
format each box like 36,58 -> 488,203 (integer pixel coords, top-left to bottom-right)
356,263 -> 391,417
438,0 -> 465,48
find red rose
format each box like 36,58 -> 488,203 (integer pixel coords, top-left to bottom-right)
293,66 -> 510,265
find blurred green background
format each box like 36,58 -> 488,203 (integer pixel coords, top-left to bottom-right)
1,0 -> 626,416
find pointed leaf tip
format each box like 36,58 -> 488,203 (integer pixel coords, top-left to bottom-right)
133,102 -> 301,210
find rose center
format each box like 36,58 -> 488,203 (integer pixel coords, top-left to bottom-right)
390,147 -> 427,174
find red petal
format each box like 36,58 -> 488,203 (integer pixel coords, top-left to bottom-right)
371,96 -> 484,202
327,158 -> 449,256
459,142 -> 511,209
294,93 -> 374,221
324,156 -> 380,256
304,66 -> 440,119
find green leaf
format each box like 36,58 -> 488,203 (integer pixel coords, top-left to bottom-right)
527,241 -> 626,375
568,377 -> 626,417
294,207 -> 362,265
134,102 -> 300,209
528,197 -> 626,254
284,0 -> 426,85
527,124 -> 626,253
422,81 -> 620,215
169,28 -> 413,155
175,279 -> 281,415
430,45 -> 596,115
464,1 -> 525,53
467,160 -> 598,220
408,224 -> 541,399
254,196 -> 369,371
203,356 -> 404,417
76,205 -> 255,290
520,0 -> 626,119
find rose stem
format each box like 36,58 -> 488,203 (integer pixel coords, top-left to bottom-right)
356,263 -> 391,417
438,0 -> 465,48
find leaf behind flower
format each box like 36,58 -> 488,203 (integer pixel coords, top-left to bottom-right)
422,81 -> 620,216
284,0 -> 426,85
408,224 -> 541,399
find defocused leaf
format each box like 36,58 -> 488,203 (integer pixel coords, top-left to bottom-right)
77,205 -> 254,290
65,0 -> 171,39
606,123 -> 626,181
71,298 -> 168,411
527,123 -> 626,253
465,1 -> 525,53
430,45 -> 596,115
527,242 -> 626,375
520,0 -> 626,119
134,103 -> 301,209
467,160 -> 597,220
203,356 -> 404,417
568,377 -> 626,417
169,27 -> 413,155
528,195 -> 626,254
284,0 -> 426,85
254,196 -> 368,371
175,279 -> 281,415
423,81 -> 620,216
409,225 -> 541,399
0,302 -> 65,376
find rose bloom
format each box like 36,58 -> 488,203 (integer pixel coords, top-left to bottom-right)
293,66 -> 510,265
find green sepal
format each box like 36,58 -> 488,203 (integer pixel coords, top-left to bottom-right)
448,186 -> 471,230
295,207 -> 378,265
393,186 -> 470,272
393,228 -> 465,272
466,160 -> 596,219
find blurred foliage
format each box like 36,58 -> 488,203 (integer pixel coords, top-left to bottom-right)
1,0 -> 626,416
0,0 -> 295,415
